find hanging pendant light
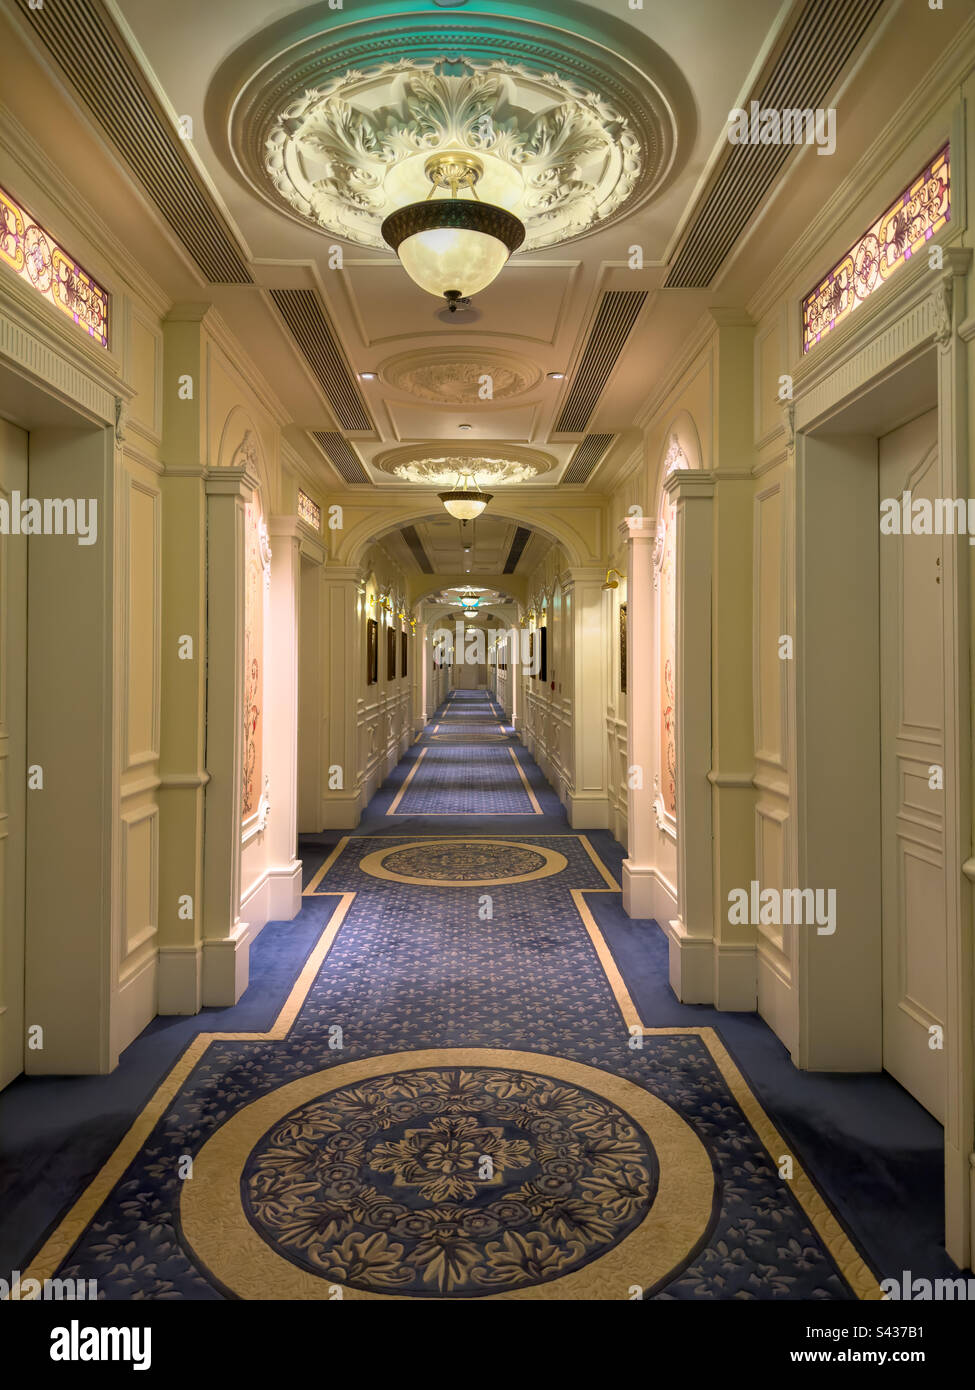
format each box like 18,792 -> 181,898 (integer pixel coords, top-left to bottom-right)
439,471 -> 492,521
381,153 -> 525,309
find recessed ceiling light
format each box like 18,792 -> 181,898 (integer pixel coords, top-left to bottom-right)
359,372 -> 377,380
547,372 -> 565,380
458,423 -> 473,431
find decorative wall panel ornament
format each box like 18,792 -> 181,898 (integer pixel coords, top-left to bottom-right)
381,348 -> 540,402
297,488 -> 321,530
231,429 -> 260,473
387,624 -> 397,680
620,602 -> 627,695
802,145 -> 950,353
658,492 -> 677,820
367,617 -> 379,685
222,16 -> 678,253
242,500 -> 270,821
0,183 -> 108,346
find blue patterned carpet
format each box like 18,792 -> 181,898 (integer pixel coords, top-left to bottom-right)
0,690 -> 953,1300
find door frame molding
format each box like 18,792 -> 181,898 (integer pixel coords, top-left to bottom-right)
792,245 -> 973,1268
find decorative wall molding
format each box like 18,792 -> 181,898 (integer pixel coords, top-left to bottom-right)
794,249 -> 972,433
0,301 -> 119,426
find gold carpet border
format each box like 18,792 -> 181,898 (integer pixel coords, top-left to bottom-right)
570,888 -> 884,1302
13,893 -> 355,1295
358,838 -> 568,887
386,745 -> 541,816
180,1047 -> 715,1302
15,833 -> 883,1301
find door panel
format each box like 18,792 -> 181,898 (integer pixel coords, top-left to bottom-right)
0,416 -> 27,1090
879,407 -> 946,1120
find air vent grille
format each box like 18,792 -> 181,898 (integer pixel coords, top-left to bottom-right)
555,292 -> 647,434
562,434 -> 615,486
311,432 -> 370,484
271,290 -> 372,432
15,0 -> 252,284
665,0 -> 886,288
503,527 -> 532,574
401,525 -> 434,574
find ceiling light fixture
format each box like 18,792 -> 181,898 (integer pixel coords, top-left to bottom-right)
439,471 -> 492,521
547,372 -> 566,380
381,152 -> 525,310
359,372 -> 377,380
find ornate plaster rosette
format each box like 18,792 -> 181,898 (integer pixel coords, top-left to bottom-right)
220,11 -> 679,251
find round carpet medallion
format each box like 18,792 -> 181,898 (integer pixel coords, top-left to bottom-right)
180,1049 -> 715,1300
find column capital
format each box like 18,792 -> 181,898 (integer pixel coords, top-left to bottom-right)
321,565 -> 363,585
204,465 -> 261,499
665,469 -> 715,501
618,515 -> 656,542
267,515 -> 301,542
558,565 -> 605,591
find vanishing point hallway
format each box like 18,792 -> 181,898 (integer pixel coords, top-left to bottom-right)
0,690 -> 949,1301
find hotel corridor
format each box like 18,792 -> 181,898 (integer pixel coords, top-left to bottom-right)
0,690 -> 952,1301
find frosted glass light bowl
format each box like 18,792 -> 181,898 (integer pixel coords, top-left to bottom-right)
381,198 -> 525,302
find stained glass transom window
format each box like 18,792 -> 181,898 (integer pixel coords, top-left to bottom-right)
802,145 -> 949,354
297,488 -> 321,531
0,185 -> 109,347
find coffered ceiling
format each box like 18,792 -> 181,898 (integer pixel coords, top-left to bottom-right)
3,0 -> 964,548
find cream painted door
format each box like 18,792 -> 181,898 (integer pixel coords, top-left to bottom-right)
879,407 -> 946,1121
0,417 -> 27,1091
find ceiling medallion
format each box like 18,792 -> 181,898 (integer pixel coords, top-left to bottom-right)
262,58 -> 646,252
382,347 -> 540,404
394,457 -> 537,488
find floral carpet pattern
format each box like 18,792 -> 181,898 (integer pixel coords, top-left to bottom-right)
20,693 -> 879,1301
378,842 -> 546,881
241,1064 -> 657,1296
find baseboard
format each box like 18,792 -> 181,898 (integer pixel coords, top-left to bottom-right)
621,860 -> 657,919
201,916 -> 259,1007
665,916 -> 714,1004
319,787 -> 365,829
713,939 -> 757,1011
268,859 -> 303,921
566,791 -> 609,829
241,858 -> 303,928
111,952 -> 157,1061
157,943 -> 202,1015
757,945 -> 796,1053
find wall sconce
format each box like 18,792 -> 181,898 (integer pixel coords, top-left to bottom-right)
602,567 -> 624,591
527,608 -> 536,622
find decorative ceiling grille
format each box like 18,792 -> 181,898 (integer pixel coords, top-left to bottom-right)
270,289 -> 373,432
401,525 -> 434,574
310,431 -> 370,484
665,0 -> 886,289
503,527 -> 532,574
14,0 -> 252,284
554,292 -> 647,434
562,434 -> 615,486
